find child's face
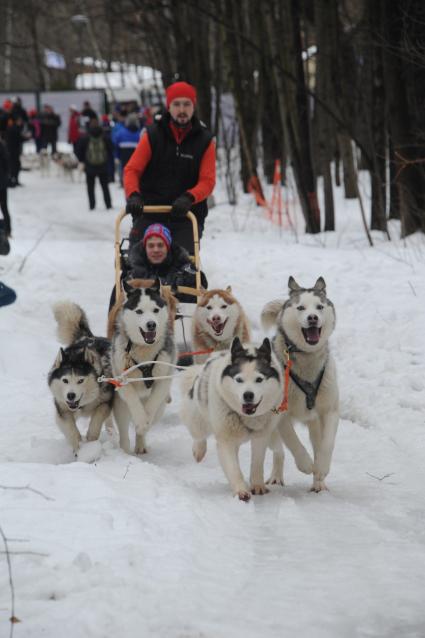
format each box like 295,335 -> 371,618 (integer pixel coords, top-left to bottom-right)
145,237 -> 168,264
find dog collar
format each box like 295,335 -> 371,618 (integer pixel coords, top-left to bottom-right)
277,327 -> 301,354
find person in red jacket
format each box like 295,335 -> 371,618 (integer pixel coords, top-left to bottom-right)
123,81 -> 216,254
67,105 -> 82,153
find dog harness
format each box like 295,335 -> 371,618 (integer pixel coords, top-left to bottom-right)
125,340 -> 159,389
277,328 -> 326,410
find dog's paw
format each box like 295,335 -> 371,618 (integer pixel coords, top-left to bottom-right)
265,474 -> 285,486
236,490 -> 251,502
295,451 -> 314,474
192,440 -> 207,463
251,484 -> 270,495
310,479 -> 328,493
134,433 -> 147,455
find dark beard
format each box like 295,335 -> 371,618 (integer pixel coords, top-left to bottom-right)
170,116 -> 191,129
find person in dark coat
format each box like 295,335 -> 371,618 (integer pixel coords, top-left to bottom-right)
0,137 -> 12,236
4,115 -> 25,187
39,105 -> 61,155
75,118 -> 113,210
123,81 -> 216,254
81,101 -> 98,129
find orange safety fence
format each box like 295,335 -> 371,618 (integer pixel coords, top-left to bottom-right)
248,160 -> 296,229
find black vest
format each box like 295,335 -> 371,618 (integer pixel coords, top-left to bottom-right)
140,113 -> 213,220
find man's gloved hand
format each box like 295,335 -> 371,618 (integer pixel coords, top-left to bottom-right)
126,192 -> 144,218
171,192 -> 195,217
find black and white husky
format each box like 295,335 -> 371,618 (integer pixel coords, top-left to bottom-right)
48,301 -> 114,454
180,337 -> 283,500
112,280 -> 177,455
261,276 -> 339,492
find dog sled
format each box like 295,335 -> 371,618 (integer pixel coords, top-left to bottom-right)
107,205 -> 204,359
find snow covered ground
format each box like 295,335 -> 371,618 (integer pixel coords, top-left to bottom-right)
1,162 -> 425,637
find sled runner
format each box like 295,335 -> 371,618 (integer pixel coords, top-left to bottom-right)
107,206 -> 204,358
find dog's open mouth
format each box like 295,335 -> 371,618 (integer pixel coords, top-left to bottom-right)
140,328 -> 156,344
207,318 -> 228,336
242,400 -> 261,415
302,326 -> 321,345
66,400 -> 80,411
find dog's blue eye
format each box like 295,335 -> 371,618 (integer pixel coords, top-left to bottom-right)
235,377 -> 243,383
153,308 -> 159,314
136,309 -> 143,315
77,379 -> 84,384
297,305 -> 305,311
63,379 -> 69,384
255,377 -> 263,383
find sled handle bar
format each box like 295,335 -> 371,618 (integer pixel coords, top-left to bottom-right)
114,206 -> 201,304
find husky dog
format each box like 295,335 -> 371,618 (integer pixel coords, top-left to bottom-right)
48,302 -> 114,454
54,152 -> 79,181
261,276 -> 339,492
112,279 -> 177,455
191,287 -> 250,362
180,337 -> 283,500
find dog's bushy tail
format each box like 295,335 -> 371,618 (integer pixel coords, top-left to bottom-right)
53,301 -> 93,345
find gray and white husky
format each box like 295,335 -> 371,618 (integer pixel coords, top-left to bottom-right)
112,280 -> 177,455
261,276 -> 339,492
180,337 -> 283,500
48,301 -> 114,454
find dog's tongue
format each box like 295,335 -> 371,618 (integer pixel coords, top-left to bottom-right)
305,326 -> 320,344
213,322 -> 224,334
242,403 -> 257,415
142,330 -> 156,343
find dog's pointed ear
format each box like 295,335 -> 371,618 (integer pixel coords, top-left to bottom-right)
257,337 -> 272,362
230,336 -> 245,361
226,285 -> 232,293
54,347 -> 65,367
288,276 -> 302,293
84,347 -> 96,366
261,299 -> 284,330
314,276 -> 326,292
122,278 -> 135,295
150,277 -> 161,293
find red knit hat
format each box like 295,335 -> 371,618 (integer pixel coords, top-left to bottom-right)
143,224 -> 172,250
166,82 -> 197,108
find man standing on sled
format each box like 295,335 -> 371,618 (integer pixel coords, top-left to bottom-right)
123,81 -> 216,254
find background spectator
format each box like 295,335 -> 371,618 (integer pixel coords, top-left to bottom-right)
39,104 -> 61,155
75,118 -> 113,211
67,105 -> 82,153
113,112 -> 142,186
0,136 -> 12,236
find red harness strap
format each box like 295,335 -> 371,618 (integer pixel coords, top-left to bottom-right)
275,357 -> 293,413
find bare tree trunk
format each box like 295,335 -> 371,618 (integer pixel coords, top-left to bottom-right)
338,134 -> 357,198
315,0 -> 336,230
383,0 -> 425,236
263,0 -> 320,233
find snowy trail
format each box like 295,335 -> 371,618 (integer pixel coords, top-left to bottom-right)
1,170 -> 425,637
